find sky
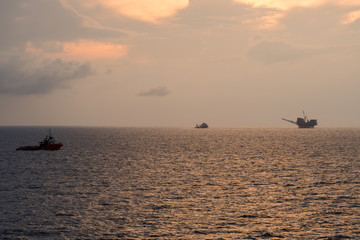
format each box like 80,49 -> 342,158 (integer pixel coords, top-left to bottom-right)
1,0 -> 360,127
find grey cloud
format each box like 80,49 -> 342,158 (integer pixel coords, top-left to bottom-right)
0,56 -> 93,95
138,87 -> 171,97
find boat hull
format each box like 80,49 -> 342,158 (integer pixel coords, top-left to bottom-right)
195,122 -> 209,128
16,143 -> 63,151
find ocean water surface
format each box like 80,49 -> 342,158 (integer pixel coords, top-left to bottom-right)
0,127 -> 359,239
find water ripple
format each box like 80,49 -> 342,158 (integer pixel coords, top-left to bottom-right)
0,127 -> 359,239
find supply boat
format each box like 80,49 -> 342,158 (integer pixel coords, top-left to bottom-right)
195,122 -> 209,128
16,129 -> 63,151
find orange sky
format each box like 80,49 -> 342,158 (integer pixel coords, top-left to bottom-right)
1,0 -> 360,126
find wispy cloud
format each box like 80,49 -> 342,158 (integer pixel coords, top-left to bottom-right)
26,40 -> 128,61
62,0 -> 189,23
248,41 -> 312,63
234,0 -> 324,11
138,86 -> 171,97
234,0 -> 360,28
342,10 -> 360,24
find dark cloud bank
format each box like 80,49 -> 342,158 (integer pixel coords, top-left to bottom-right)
0,57 -> 93,95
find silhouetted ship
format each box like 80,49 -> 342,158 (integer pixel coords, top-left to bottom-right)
282,111 -> 318,128
195,122 -> 209,128
16,129 -> 63,151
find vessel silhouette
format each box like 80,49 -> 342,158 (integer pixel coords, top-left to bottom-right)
195,122 -> 209,128
16,129 -> 63,151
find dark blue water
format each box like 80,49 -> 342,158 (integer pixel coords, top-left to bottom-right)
0,127 -> 359,239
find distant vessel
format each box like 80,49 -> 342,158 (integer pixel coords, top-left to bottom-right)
16,129 -> 63,151
282,111 -> 318,128
195,122 -> 209,128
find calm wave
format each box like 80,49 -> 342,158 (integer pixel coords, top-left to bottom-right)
0,127 -> 359,239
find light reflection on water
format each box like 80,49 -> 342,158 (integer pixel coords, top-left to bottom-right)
0,127 -> 359,239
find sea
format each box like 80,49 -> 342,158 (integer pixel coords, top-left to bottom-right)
0,127 -> 359,239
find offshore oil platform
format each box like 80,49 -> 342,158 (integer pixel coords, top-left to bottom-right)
282,111 -> 318,128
